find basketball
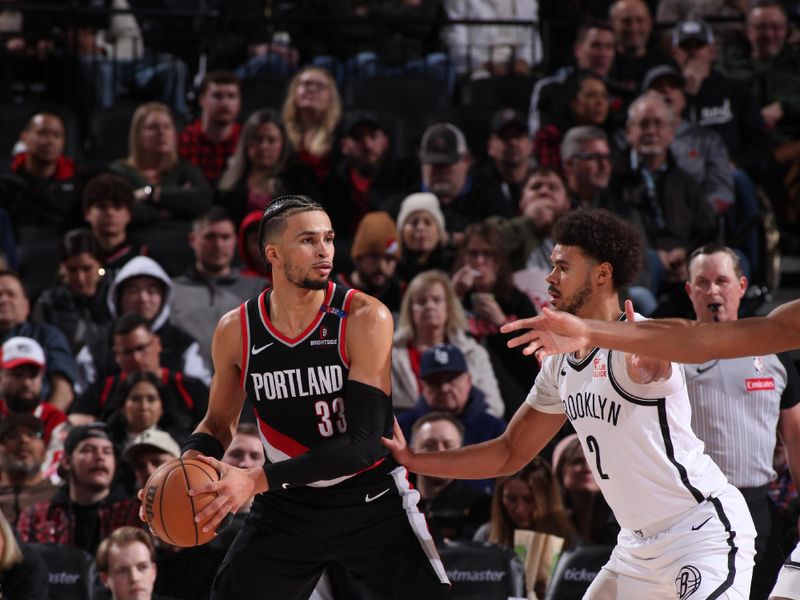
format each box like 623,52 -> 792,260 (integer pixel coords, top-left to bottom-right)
142,457 -> 220,547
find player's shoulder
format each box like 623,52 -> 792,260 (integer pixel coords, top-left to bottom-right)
214,306 -> 244,339
347,291 -> 392,326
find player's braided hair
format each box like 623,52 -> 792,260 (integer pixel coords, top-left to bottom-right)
552,207 -> 644,290
257,194 -> 326,270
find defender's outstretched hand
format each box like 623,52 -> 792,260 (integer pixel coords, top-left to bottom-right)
382,418 -> 416,468
500,307 -> 589,360
622,300 -> 671,384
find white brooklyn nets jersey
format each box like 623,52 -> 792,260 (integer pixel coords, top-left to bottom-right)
527,334 -> 728,532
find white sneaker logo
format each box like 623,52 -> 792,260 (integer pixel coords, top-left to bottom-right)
282,482 -> 290,489
365,489 -> 390,503
252,343 -> 274,355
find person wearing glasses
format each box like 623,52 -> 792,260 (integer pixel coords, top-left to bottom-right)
69,313 -> 208,431
560,125 -> 614,210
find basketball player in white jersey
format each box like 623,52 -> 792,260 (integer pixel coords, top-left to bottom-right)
384,207 -> 757,599
497,281 -> 800,600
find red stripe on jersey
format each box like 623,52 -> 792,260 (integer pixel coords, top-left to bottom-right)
256,415 -> 309,457
338,288 -> 357,367
98,375 -> 116,409
258,281 -> 334,345
239,302 -> 249,390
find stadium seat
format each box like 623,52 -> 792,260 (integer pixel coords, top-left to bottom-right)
459,76 -> 538,116
17,238 -> 61,304
543,544 -> 613,600
27,542 -> 98,600
86,104 -> 137,162
439,540 -> 526,600
239,77 -> 289,122
342,76 -> 450,130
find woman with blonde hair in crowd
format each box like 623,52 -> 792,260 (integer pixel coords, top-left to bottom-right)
0,510 -> 48,598
111,101 -> 211,243
392,269 -> 504,416
282,66 -> 341,182
474,457 -> 576,548
217,108 -> 317,226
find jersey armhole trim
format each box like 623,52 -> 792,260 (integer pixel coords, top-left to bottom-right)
607,350 -> 662,406
239,301 -> 250,390
338,288 -> 358,368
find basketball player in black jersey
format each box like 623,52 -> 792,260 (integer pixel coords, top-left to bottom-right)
152,195 -> 450,600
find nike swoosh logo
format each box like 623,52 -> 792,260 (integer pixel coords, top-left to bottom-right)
282,482 -> 290,490
695,361 -> 719,375
365,488 -> 390,503
252,343 -> 274,355
691,516 -> 713,531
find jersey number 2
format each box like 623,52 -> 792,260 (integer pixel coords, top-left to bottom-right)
585,435 -> 610,480
315,398 -> 347,437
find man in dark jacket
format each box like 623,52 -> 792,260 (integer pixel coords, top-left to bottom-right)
0,111 -> 81,244
608,94 -> 716,299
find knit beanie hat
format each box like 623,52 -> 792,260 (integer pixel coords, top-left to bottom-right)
350,211 -> 400,260
396,192 -> 446,235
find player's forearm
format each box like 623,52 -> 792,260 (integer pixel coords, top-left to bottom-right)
405,435 -> 522,480
587,317 -> 784,364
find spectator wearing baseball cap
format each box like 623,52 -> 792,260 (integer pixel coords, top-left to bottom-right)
397,343 -> 506,494
395,192 -> 454,285
0,414 -> 58,525
416,122 -> 510,236
321,109 -> 415,252
122,428 -> 180,490
0,270 -> 77,412
0,336 -> 67,449
17,421 -> 141,555
669,18 -> 770,183
334,211 -> 404,314
476,109 -> 532,214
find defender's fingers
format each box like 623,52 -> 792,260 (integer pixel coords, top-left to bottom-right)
189,480 -> 222,496
625,299 -> 636,322
500,316 -> 539,334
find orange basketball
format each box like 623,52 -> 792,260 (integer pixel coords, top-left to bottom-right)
142,457 -> 220,547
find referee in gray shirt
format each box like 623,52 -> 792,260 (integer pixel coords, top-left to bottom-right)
684,244 -> 800,600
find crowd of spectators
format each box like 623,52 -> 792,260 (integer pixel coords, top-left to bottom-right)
0,1 -> 799,599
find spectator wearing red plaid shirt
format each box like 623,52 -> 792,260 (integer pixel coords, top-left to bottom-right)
17,422 -> 141,555
178,71 -> 242,186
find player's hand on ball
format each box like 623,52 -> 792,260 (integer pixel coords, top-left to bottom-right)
382,418 -> 416,466
190,455 -> 259,534
623,300 -> 672,384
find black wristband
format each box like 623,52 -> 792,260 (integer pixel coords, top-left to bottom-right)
181,432 -> 225,460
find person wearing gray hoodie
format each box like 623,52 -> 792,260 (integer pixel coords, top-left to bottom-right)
75,256 -> 211,395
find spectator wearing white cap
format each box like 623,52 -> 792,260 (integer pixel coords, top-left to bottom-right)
415,123 -> 511,238
334,211 -> 404,314
395,192 -> 453,285
0,336 -> 67,449
0,270 -> 77,411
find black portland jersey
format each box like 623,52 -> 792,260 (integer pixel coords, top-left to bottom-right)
240,281 -> 365,487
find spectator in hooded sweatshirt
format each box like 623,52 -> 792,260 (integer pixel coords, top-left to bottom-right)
75,256 -> 210,395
